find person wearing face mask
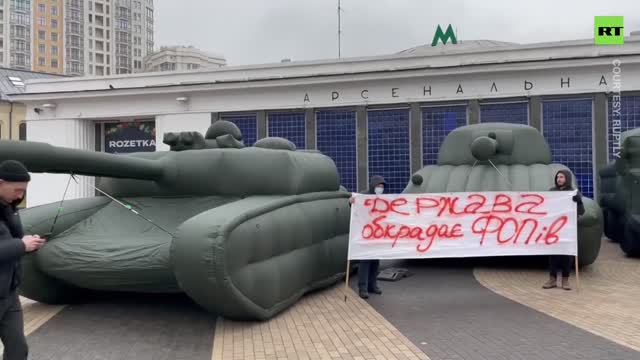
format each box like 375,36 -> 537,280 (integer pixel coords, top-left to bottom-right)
349,175 -> 386,298
0,160 -> 45,360
542,169 -> 585,291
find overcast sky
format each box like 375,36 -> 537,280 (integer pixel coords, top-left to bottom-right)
154,0 -> 640,66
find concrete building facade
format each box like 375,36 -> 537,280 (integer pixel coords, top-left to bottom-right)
143,45 -> 226,72
11,36 -> 640,208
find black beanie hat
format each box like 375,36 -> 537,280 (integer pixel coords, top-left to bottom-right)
0,160 -> 31,182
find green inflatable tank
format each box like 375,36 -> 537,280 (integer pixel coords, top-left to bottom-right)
0,121 -> 351,320
402,123 -> 603,266
598,128 -> 640,256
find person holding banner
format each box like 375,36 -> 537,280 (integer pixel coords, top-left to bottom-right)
543,169 -> 585,291
349,175 -> 386,299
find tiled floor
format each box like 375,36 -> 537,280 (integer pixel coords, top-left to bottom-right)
212,286 -> 430,360
10,239 -> 640,360
474,240 -> 640,352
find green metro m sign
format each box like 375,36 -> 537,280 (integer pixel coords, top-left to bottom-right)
432,24 -> 457,46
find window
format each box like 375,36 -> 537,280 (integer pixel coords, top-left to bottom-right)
116,19 -> 129,30
38,44 -> 45,53
69,9 -> 80,21
69,22 -> 80,34
19,123 -> 26,141
38,57 -> 45,66
10,13 -> 30,25
51,59 -> 58,68
38,4 -> 45,12
38,30 -> 45,40
38,17 -> 45,26
51,46 -> 57,55
51,32 -> 57,41
51,6 -> 57,15
51,19 -> 57,28
11,25 -> 26,38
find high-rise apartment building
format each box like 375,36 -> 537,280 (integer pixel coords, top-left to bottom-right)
33,0 -> 63,73
7,0 -> 33,70
84,0 -> 153,76
0,0 -> 153,76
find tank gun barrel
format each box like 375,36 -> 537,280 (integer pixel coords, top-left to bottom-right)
0,140 -> 163,180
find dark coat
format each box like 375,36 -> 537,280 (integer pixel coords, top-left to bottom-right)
0,200 -> 26,298
550,169 -> 585,216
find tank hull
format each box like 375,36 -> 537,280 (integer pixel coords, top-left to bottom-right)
17,193 -> 351,320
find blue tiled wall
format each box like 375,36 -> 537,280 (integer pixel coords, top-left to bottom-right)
316,110 -> 358,192
542,99 -> 594,198
607,95 -> 640,161
267,112 -> 306,149
422,105 -> 467,165
480,102 -> 528,124
219,113 -> 257,146
367,109 -> 411,194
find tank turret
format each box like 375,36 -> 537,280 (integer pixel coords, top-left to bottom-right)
403,123 -> 603,266
0,136 -> 339,198
163,120 -> 245,151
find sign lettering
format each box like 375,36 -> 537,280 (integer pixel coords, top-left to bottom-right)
348,192 -> 578,260
595,16 -> 624,45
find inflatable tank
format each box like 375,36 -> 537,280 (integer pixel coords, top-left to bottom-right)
0,121 -> 351,320
598,128 -> 640,256
402,123 -> 603,266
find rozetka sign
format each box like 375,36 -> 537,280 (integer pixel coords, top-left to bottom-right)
347,191 -> 578,260
104,121 -> 156,154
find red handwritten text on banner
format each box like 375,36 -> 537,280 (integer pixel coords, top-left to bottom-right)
348,192 -> 578,260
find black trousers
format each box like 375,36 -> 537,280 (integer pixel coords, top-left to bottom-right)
549,255 -> 572,278
0,292 -> 28,360
357,260 -> 380,292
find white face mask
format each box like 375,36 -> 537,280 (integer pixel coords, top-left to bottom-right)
374,187 -> 384,195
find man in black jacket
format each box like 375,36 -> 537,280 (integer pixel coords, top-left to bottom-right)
349,175 -> 386,299
542,169 -> 585,291
0,160 -> 45,359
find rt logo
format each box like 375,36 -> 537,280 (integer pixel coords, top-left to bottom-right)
595,16 -> 624,45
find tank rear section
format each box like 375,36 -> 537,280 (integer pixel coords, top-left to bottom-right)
608,129 -> 640,256
171,192 -> 351,320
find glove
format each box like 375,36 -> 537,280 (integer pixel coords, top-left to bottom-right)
572,194 -> 580,203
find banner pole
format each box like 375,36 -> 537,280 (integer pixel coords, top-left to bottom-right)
344,260 -> 351,301
574,255 -> 580,292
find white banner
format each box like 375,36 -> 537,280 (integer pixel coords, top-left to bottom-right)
348,191 -> 578,260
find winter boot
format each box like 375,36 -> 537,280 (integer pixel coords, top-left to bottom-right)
542,276 -> 557,289
562,277 -> 571,290
359,289 -> 369,299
